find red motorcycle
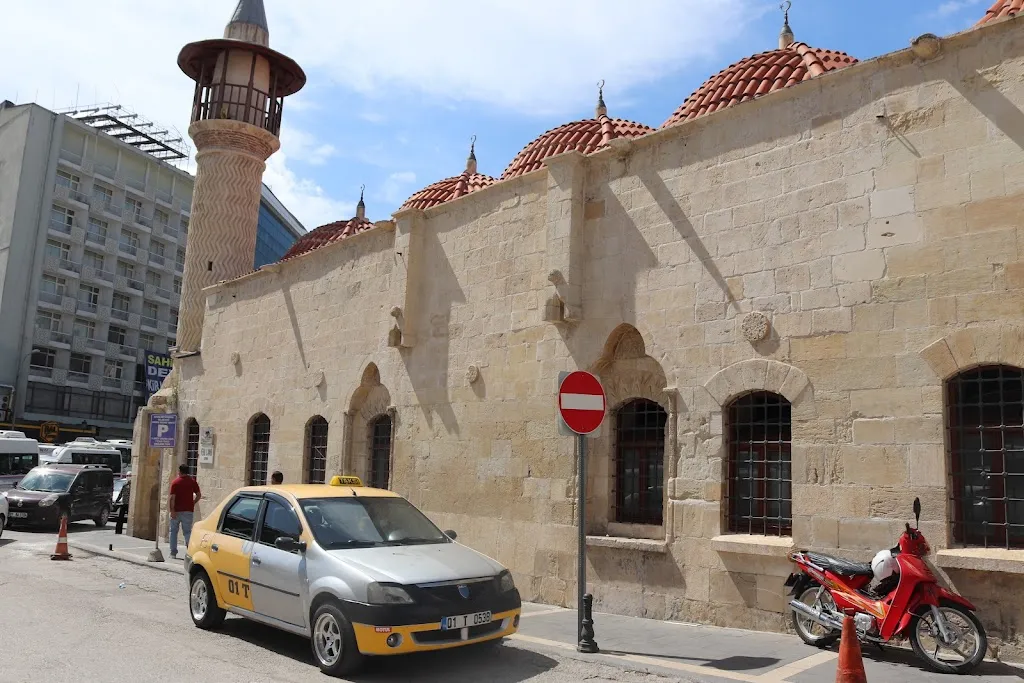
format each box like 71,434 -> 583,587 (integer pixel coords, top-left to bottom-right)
784,498 -> 988,674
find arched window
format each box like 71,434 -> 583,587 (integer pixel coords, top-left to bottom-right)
248,414 -> 271,486
369,414 -> 392,490
948,365 -> 1024,549
185,419 -> 200,477
614,399 -> 667,525
306,416 -> 328,484
727,392 -> 792,536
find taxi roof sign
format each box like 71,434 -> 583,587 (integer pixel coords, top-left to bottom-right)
329,475 -> 364,487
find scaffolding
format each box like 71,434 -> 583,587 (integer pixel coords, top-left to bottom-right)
57,103 -> 191,164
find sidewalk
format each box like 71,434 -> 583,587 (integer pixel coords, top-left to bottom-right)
62,526 -> 1024,683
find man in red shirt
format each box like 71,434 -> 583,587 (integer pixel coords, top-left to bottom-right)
168,464 -> 202,559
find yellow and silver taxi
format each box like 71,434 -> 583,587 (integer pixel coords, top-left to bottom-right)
183,476 -> 521,677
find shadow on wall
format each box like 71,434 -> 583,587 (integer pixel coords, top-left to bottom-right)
944,567 -> 1024,657
400,219 -> 466,437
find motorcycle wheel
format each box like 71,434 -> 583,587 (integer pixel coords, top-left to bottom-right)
791,585 -> 841,647
909,601 -> 987,674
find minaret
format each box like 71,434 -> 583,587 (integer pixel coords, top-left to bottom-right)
174,0 -> 305,353
779,1 -> 795,49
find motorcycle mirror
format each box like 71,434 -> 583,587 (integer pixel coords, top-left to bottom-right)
913,497 -> 921,527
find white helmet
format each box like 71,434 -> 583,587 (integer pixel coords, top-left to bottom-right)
871,549 -> 898,582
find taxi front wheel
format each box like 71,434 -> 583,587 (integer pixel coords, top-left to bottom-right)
189,571 -> 225,630
311,602 -> 363,677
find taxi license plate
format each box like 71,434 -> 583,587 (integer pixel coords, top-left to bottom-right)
440,611 -> 492,630
10,512 -> 28,518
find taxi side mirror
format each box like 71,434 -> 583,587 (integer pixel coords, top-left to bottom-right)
275,536 -> 306,553
444,529 -> 458,541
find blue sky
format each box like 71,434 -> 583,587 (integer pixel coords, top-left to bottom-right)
0,1 -> 994,230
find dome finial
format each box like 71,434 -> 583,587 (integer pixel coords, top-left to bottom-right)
779,1 -> 795,49
596,80 -> 607,119
466,135 -> 478,175
356,184 -> 366,220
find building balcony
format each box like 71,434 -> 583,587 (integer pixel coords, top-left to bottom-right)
58,149 -> 83,167
93,162 -> 117,181
91,197 -> 123,220
124,176 -> 146,195
102,376 -> 122,389
155,189 -> 173,206
38,290 -> 64,307
53,184 -> 89,206
128,212 -> 153,230
48,219 -> 72,236
110,307 -> 130,322
174,260 -> 184,273
34,327 -> 71,347
76,300 -> 99,316
67,371 -> 90,385
140,315 -> 159,330
118,242 -> 138,257
84,229 -> 107,246
148,252 -> 166,267
28,365 -> 54,379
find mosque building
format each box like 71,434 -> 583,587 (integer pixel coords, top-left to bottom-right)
130,0 -> 1024,656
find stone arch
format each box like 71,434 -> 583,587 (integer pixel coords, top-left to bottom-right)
587,324 -> 672,539
920,325 -> 1024,380
703,359 -> 810,408
346,362 -> 393,482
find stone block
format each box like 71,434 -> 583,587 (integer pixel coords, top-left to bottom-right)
791,334 -> 844,361
801,287 -> 840,310
812,308 -> 852,334
849,387 -> 922,417
853,304 -> 894,331
776,265 -> 810,292
872,275 -> 927,303
893,416 -> 943,444
811,517 -> 840,548
710,570 -> 757,606
909,444 -> 947,487
838,518 -> 898,551
853,418 -> 895,444
965,193 -> 1024,233
841,445 -> 908,487
834,250 -> 885,283
870,187 -> 915,218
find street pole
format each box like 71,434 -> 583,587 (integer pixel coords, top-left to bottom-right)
577,433 -> 598,653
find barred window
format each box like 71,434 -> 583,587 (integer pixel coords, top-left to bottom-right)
369,415 -> 392,490
307,416 -> 328,484
185,419 -> 200,477
727,392 -> 792,536
948,365 -> 1024,549
613,399 -> 667,525
248,414 -> 271,486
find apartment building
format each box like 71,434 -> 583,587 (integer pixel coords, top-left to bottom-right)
0,101 -> 193,441
256,183 -> 305,269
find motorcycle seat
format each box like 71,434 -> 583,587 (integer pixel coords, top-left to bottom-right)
805,551 -> 874,577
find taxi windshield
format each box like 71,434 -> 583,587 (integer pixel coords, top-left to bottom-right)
17,469 -> 74,493
299,496 -> 449,550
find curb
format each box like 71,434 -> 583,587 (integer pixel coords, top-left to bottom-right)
67,541 -> 184,574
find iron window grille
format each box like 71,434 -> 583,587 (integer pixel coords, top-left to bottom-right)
727,391 -> 792,536
307,417 -> 328,484
185,419 -> 200,477
369,415 -> 392,490
613,399 -> 667,525
948,365 -> 1024,549
248,414 -> 271,486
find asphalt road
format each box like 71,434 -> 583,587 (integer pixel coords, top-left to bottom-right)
0,528 -> 686,683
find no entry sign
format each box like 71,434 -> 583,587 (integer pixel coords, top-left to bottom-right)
558,371 -> 607,435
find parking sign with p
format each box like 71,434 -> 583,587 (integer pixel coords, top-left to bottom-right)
149,413 -> 178,449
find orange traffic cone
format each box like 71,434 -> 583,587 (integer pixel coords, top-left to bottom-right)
836,611 -> 867,683
50,515 -> 72,561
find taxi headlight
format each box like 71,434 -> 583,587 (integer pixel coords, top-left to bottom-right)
38,494 -> 60,507
367,582 -> 414,605
498,570 -> 516,593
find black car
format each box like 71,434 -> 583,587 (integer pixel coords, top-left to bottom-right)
5,464 -> 115,529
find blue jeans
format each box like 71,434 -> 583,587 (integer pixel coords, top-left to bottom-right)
169,511 -> 194,556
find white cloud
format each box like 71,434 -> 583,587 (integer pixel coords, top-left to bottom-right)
379,171 -> 418,206
273,0 -> 761,116
933,0 -> 984,18
279,127 -> 336,166
264,149 -> 354,229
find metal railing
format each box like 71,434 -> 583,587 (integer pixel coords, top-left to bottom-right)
192,78 -> 284,136
102,376 -> 122,388
175,260 -> 184,273
156,286 -> 172,300
59,149 -> 83,165
94,162 -> 116,179
132,212 -> 153,228
149,252 -> 165,266
39,291 -> 64,306
49,219 -> 72,235
155,189 -> 173,205
59,259 -> 81,274
93,269 -> 115,283
118,242 -> 138,256
77,300 -> 98,314
127,278 -> 144,291
95,200 -> 122,218
85,230 -> 106,245
125,176 -> 146,193
140,315 -> 158,329
67,371 -> 90,384
28,365 -> 54,379
111,308 -> 130,322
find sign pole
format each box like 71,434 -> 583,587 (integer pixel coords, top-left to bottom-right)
576,432 -> 599,653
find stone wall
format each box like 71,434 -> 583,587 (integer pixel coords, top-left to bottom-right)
168,19 -> 1024,658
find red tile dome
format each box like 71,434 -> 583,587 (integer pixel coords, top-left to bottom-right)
661,42 -> 857,127
500,116 -> 654,180
401,172 -> 496,211
280,215 -> 374,261
402,139 -> 497,211
979,0 -> 1024,23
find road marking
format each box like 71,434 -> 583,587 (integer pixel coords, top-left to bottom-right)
755,651 -> 837,681
519,608 -> 567,618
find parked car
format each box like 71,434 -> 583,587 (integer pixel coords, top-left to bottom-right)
41,441 -> 123,477
0,430 -> 40,492
4,464 -> 115,529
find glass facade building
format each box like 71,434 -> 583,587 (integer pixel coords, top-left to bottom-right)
255,185 -> 306,269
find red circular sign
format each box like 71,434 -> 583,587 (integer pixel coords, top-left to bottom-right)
558,371 -> 607,435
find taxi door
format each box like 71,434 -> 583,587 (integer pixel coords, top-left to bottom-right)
249,495 -> 307,627
209,494 -> 262,612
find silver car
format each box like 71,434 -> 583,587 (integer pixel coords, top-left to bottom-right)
183,476 -> 522,677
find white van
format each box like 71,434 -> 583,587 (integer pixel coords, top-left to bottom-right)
46,440 -> 123,476
0,431 -> 40,491
102,439 -> 133,472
